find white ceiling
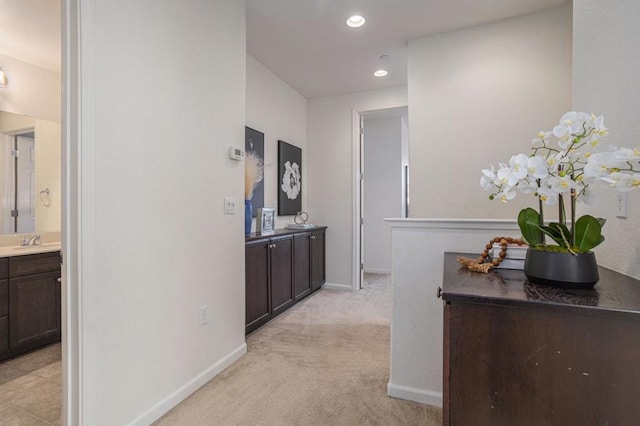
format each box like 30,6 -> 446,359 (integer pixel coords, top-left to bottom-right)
247,0 -> 568,98
0,0 -> 568,97
0,0 -> 61,72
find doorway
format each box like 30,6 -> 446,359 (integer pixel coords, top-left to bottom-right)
353,106 -> 408,290
0,130 -> 36,233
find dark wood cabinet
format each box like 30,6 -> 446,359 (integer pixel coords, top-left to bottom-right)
245,235 -> 294,334
246,227 -> 326,334
0,258 -> 7,357
9,271 -> 61,354
293,230 -> 326,300
269,236 -> 294,316
245,240 -> 271,333
293,233 -> 311,301
441,252 -> 640,426
0,252 -> 61,362
310,230 -> 325,291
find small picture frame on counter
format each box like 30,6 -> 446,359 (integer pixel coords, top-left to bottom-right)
256,207 -> 275,234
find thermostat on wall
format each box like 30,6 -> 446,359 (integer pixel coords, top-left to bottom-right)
228,147 -> 245,161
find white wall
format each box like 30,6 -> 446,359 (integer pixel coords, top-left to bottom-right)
408,5 -> 572,219
245,54 -> 307,230
572,0 -> 640,280
387,219 -> 520,407
307,86 -> 407,288
363,116 -> 403,273
35,119 -> 61,232
0,53 -> 61,123
70,1 -> 246,424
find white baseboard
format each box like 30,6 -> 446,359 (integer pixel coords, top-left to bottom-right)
130,342 -> 247,425
364,268 -> 391,274
322,282 -> 352,291
387,381 -> 443,408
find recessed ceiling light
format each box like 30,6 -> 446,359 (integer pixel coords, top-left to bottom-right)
373,69 -> 388,77
346,15 -> 365,28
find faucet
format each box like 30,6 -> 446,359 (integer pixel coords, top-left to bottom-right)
20,233 -> 41,246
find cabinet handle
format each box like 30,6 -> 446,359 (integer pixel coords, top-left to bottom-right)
310,236 -> 316,240
57,277 -> 62,283
437,286 -> 442,299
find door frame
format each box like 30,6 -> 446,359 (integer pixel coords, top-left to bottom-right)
351,106 -> 408,292
351,110 -> 363,292
62,0 -> 89,423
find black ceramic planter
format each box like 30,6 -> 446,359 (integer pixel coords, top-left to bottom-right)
524,248 -> 599,289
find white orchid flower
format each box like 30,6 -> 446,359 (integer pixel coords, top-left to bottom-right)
531,131 -> 552,147
509,154 -> 529,179
536,187 -> 557,205
526,156 -> 548,179
497,187 -> 516,203
517,179 -> 537,194
548,176 -> 576,194
614,147 -> 640,161
496,164 -> 519,187
606,172 -> 640,191
584,151 -> 623,179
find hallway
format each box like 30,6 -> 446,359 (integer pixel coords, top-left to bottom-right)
156,274 -> 442,425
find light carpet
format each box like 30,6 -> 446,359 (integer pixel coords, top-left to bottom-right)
155,273 -> 442,425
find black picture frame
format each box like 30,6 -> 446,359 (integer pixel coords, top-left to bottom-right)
277,140 -> 302,216
245,127 -> 264,217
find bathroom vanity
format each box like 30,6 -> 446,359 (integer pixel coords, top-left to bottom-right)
0,248 -> 61,362
245,227 -> 326,334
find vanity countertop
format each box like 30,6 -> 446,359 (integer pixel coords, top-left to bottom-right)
0,243 -> 61,258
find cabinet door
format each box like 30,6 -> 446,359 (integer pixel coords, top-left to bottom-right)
310,230 -> 326,291
245,240 -> 270,333
270,236 -> 294,315
0,280 -> 8,357
293,233 -> 311,301
9,271 -> 61,354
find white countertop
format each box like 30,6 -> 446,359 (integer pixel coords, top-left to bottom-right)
0,243 -> 61,258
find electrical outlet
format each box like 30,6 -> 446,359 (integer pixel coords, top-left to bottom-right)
199,305 -> 208,326
616,192 -> 627,218
224,196 -> 236,214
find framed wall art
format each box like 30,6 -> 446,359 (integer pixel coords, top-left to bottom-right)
277,140 -> 302,215
245,126 -> 264,216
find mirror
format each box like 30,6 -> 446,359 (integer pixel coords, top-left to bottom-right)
0,110 -> 61,234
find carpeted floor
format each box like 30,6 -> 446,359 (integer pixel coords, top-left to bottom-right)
155,273 -> 442,425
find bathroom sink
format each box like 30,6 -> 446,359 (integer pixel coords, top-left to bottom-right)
13,243 -> 60,250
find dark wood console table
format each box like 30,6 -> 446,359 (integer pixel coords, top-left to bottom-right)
441,252 -> 640,426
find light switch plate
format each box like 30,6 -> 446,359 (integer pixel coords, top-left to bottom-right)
224,196 -> 236,214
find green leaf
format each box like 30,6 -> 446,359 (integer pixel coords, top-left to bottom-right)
574,215 -> 603,252
518,208 -> 542,246
533,222 -> 574,249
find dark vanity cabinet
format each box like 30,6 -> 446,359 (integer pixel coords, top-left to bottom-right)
441,252 -> 640,426
246,227 -> 326,334
0,259 -> 9,357
0,252 -> 61,362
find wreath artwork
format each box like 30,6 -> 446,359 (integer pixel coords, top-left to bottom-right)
457,237 -> 526,273
278,140 -> 302,215
281,160 -> 301,200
